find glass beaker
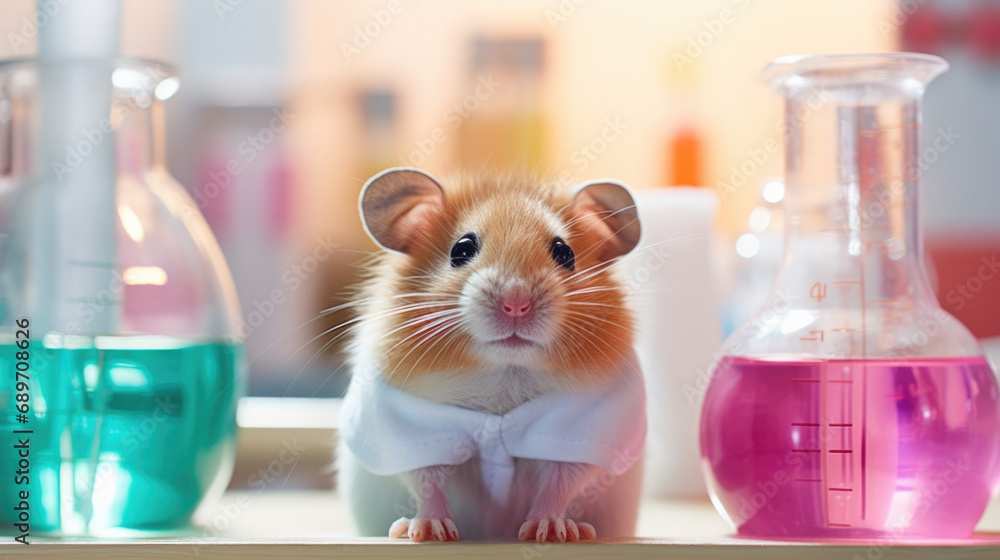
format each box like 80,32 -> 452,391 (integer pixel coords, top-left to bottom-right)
699,53 -> 1000,540
0,58 -> 243,534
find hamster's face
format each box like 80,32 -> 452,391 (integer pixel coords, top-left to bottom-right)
357,170 -> 641,390
445,188 -> 584,366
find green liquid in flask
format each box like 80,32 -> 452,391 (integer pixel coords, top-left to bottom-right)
0,337 -> 241,534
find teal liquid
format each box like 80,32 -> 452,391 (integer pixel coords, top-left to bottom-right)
0,337 -> 241,534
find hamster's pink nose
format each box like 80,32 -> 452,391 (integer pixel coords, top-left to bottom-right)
501,293 -> 532,318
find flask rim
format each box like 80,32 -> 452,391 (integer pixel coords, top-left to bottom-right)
0,57 -> 180,100
762,52 -> 948,93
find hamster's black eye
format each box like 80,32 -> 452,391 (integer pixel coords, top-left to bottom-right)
551,237 -> 575,271
450,232 -> 479,268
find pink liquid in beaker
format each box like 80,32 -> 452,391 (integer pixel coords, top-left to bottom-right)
700,356 -> 1000,539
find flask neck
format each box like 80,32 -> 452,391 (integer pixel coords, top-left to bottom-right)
777,83 -> 939,309
725,54 -> 983,360
114,96 -> 167,174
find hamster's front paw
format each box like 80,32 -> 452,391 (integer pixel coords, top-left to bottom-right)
389,516 -> 460,542
518,517 -> 596,543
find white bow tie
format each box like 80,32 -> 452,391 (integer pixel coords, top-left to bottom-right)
339,352 -> 646,505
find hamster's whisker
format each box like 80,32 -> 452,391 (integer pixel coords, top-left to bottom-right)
410,224 -> 451,262
372,313 -> 464,397
438,320 -> 477,374
316,292 -> 455,320
279,301 -> 460,371
561,308 -> 637,334
563,285 -> 621,297
380,312 -> 464,360
611,232 -> 711,267
363,292 -> 460,306
563,203 -> 637,232
282,264 -> 457,389
317,299 -> 368,315
319,281 -> 430,313
562,208 -> 614,229
564,215 -> 641,269
281,316 -> 383,397
570,214 -> 639,262
319,300 -> 457,341
356,299 -> 460,322
563,258 -> 617,284
553,319 -> 606,387
563,300 -> 626,309
242,302 -> 358,364
544,320 -> 576,381
561,307 -> 686,411
395,319 -> 468,390
564,232 -> 709,287
379,323 -> 463,395
371,301 -> 460,317
424,317 -> 470,372
563,310 -> 686,425
399,275 -> 443,283
384,316 -> 465,387
371,309 -> 464,350
382,309 -> 464,338
218,305 -> 359,400
559,312 -> 638,380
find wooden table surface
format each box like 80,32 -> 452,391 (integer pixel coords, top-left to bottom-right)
5,491 -> 1000,559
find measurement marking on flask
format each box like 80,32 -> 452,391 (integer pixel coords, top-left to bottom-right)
810,282 -> 828,302
796,478 -> 822,482
828,488 -> 853,492
791,422 -> 820,426
828,449 -> 853,454
800,330 -> 825,341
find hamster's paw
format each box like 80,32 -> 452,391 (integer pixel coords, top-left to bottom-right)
389,516 -> 460,542
518,518 -> 596,543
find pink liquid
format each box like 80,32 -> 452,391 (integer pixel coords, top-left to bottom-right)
700,357 -> 1000,539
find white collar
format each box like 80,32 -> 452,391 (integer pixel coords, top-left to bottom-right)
339,352 -> 646,505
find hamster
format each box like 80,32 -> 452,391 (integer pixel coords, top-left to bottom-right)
337,168 -> 646,543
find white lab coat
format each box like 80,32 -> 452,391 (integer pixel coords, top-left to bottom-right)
338,352 -> 647,537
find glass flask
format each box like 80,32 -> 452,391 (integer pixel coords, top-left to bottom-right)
699,53 -> 1000,540
0,58 -> 243,534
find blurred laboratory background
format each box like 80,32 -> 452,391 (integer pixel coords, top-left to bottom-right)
3,0 -> 998,492
4,0 -> 997,393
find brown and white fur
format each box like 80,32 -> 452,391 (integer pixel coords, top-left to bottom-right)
337,168 -> 644,542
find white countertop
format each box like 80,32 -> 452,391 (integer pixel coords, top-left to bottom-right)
6,491 -> 1000,559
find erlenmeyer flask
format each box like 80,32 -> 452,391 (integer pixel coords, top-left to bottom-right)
0,58 -> 243,534
700,53 -> 1000,539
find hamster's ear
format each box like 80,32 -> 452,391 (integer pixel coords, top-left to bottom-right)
359,168 -> 445,253
570,180 -> 641,261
